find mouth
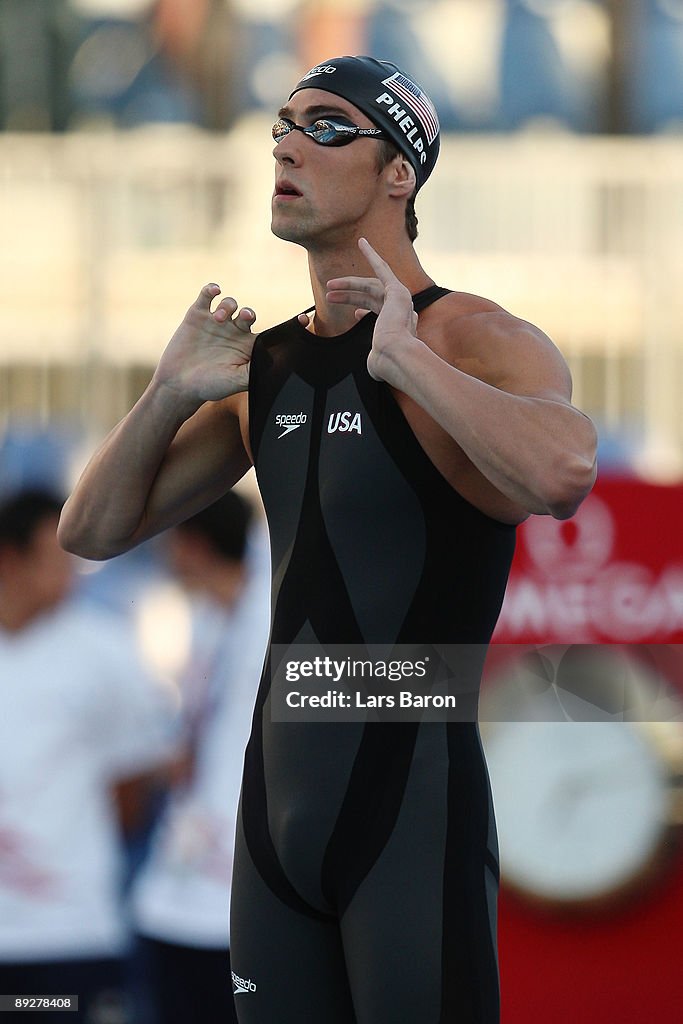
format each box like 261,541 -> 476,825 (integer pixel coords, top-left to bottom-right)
274,181 -> 303,200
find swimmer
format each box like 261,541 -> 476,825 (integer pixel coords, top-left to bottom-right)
59,55 -> 597,1023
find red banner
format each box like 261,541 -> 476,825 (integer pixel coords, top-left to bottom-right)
490,477 -> 683,1023
493,477 -> 683,644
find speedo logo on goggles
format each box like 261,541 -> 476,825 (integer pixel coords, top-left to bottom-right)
272,117 -> 386,147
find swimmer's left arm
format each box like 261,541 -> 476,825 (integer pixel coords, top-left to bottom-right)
327,238 -> 597,520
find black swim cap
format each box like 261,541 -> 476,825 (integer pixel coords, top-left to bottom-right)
289,55 -> 440,192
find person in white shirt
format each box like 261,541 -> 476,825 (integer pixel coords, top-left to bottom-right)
0,488 -> 174,1021
131,490 -> 269,1024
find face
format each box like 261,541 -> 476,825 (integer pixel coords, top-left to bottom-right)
167,530 -> 210,593
1,517 -> 74,615
167,531 -> 246,608
271,89 -> 387,249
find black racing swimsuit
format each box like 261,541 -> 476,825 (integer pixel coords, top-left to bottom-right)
230,287 -> 516,1024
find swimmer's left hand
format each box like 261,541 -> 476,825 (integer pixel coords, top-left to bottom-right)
326,238 -> 419,383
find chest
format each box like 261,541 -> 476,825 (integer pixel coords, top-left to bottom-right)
254,365 -> 419,522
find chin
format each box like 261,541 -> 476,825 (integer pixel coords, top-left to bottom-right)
270,218 -> 310,247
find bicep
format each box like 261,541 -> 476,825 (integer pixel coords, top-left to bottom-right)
487,320 -> 597,462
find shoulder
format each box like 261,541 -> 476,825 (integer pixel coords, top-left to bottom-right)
419,290 -> 572,401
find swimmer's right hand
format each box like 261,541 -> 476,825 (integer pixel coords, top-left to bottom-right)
152,283 -> 257,404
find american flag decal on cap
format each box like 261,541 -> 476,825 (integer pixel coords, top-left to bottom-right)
381,72 -> 439,144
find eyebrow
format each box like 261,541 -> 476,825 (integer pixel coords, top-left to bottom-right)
276,103 -> 356,122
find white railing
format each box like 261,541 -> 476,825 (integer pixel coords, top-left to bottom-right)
0,119 -> 681,472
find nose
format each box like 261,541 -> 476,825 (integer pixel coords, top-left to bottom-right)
272,130 -> 304,166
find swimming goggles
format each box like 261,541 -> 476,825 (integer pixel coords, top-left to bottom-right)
272,116 -> 388,147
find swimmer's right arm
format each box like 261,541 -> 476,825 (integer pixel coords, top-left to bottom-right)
58,285 -> 257,560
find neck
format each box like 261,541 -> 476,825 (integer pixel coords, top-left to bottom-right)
305,232 -> 434,337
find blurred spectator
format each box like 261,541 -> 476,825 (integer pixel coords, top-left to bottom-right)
130,490 -> 269,1024
0,488 -> 174,1022
500,0 -> 569,127
499,0 -> 609,131
0,0 -> 79,130
365,0 -> 461,129
65,0 -> 240,130
626,0 -> 683,131
67,2 -> 201,129
152,0 -> 241,130
0,425 -> 78,504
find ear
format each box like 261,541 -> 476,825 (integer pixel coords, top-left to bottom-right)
385,155 -> 417,199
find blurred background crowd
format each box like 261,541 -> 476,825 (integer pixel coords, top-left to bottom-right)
4,0 -> 683,133
2,0 -> 683,489
1,1 -> 682,1022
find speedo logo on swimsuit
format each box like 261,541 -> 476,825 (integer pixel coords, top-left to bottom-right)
327,411 -> 362,435
231,970 -> 257,995
275,412 -> 307,438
